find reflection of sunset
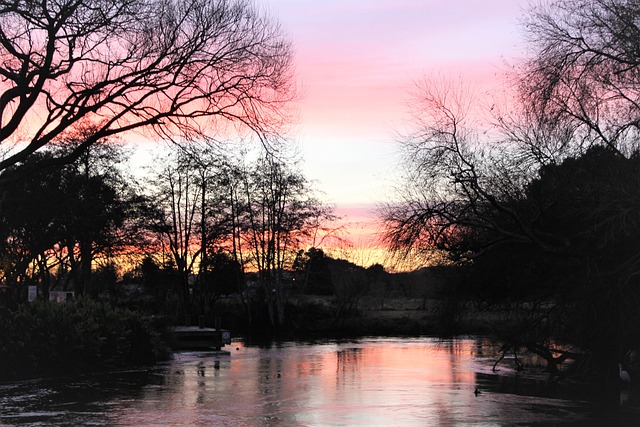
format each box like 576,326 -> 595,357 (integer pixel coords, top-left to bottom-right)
138,339 -> 487,425
4,338 -> 626,425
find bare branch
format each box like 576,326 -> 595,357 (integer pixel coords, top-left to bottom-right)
0,0 -> 294,170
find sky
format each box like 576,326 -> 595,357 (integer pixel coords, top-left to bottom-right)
259,0 -> 530,252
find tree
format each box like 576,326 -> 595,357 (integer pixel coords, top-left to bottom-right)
381,76 -> 540,264
0,153 -> 66,300
329,261 -> 369,322
519,0 -> 640,156
522,147 -> 640,373
241,152 -> 333,329
0,140 -> 138,300
177,144 -> 239,308
146,145 -> 239,317
50,133 -> 144,297
380,0 -> 640,381
144,144 -> 334,328
0,0 -> 294,171
204,250 -> 243,299
293,247 -> 333,295
147,152 -> 204,316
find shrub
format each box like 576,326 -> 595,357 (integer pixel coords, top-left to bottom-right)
0,296 -> 171,380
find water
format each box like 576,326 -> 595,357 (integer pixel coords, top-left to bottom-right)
1,337 -> 639,426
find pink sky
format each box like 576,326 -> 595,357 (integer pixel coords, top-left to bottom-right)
263,0 -> 529,259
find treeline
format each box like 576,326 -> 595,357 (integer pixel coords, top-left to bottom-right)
0,137 -> 336,332
0,0 -> 298,378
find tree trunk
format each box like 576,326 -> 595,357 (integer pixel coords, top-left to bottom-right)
80,241 -> 93,297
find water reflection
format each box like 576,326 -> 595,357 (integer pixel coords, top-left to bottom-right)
1,337 -> 640,426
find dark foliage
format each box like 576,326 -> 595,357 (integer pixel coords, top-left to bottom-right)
294,248 -> 334,295
0,147 -> 144,300
0,297 -> 171,380
458,146 -> 640,378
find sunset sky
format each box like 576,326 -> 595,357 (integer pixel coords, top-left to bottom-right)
261,0 -> 529,249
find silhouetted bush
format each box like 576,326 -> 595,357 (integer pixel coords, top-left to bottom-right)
0,296 -> 171,380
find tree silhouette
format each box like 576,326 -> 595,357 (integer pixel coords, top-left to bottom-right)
519,0 -> 640,156
0,142 -> 136,300
0,153 -> 65,299
381,0 -> 640,381
0,0 -> 294,171
241,152 -> 333,328
146,146 -> 237,317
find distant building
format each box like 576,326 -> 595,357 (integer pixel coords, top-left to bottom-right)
27,286 -> 74,303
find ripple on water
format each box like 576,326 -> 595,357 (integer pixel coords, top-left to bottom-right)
1,338 -> 640,426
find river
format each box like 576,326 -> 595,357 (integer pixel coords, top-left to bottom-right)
1,337 -> 639,426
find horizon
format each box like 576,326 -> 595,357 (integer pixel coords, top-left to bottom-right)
0,0 -> 531,271
264,0 -> 529,266
119,0 -> 531,269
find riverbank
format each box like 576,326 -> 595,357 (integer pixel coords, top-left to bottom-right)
214,294 -> 493,341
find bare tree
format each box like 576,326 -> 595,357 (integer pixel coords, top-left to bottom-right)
379,76 -> 617,376
519,0 -> 640,155
380,0 -> 640,380
145,145 -> 333,327
174,143 -> 236,314
147,144 -> 248,317
148,151 -> 203,315
241,151 -> 333,328
381,76 -> 546,264
0,0 -> 294,171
